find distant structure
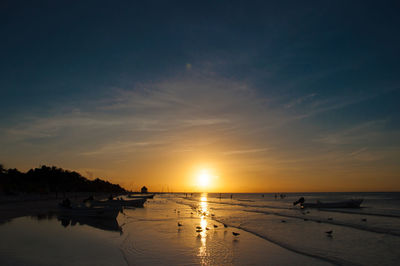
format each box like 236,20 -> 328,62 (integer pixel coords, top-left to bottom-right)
141,186 -> 148,194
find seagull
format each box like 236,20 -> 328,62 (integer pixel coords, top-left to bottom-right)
232,232 -> 240,236
178,222 -> 183,226
213,224 -> 218,228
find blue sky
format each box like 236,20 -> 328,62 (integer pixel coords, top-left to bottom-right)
1,1 -> 399,191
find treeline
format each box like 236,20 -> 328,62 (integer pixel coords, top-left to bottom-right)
0,164 -> 126,195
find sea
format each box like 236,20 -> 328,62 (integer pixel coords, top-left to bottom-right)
0,192 -> 399,265
176,192 -> 400,265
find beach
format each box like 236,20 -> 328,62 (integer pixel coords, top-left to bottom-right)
1,193 -> 399,265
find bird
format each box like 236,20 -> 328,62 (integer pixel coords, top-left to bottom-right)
178,222 -> 183,226
232,232 -> 240,236
325,230 -> 333,235
196,226 -> 202,229
213,224 -> 218,228
196,229 -> 202,232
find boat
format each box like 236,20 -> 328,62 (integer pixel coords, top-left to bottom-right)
90,198 -> 147,208
128,194 -> 154,199
300,199 -> 363,209
58,205 -> 120,219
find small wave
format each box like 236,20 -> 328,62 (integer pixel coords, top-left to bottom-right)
245,209 -> 400,237
211,217 -> 356,266
317,208 -> 400,218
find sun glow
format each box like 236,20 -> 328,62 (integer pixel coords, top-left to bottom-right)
197,169 -> 211,187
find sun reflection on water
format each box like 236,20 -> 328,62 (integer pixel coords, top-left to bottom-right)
198,193 -> 209,264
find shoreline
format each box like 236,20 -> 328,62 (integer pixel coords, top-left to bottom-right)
0,192 -> 122,223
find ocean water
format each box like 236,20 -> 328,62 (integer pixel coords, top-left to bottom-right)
175,192 -> 400,265
0,192 -> 399,265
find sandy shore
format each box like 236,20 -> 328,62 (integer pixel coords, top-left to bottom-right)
0,194 -> 334,265
116,197 -> 331,265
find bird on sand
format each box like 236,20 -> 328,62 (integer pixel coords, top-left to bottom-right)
196,229 -> 202,232
232,232 -> 240,236
213,224 -> 218,228
178,222 -> 183,226
196,226 -> 202,229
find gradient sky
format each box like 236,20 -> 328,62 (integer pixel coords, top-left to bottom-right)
1,1 -> 399,192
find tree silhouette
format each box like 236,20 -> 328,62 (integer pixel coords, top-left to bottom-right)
0,164 -> 126,195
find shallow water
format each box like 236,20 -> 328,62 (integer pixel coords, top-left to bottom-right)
0,193 -> 399,265
176,192 -> 400,265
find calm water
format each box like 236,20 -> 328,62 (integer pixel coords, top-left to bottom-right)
0,192 -> 399,265
175,192 -> 400,265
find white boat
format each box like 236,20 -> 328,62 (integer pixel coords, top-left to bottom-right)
91,198 -> 147,208
294,197 -> 363,208
128,194 -> 154,199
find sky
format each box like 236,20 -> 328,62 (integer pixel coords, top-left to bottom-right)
1,0 -> 399,192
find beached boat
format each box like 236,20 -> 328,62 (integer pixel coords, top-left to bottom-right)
58,205 -> 120,219
300,199 -> 363,208
91,198 -> 147,208
128,194 -> 154,199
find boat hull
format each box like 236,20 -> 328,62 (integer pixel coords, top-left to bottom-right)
92,198 -> 147,208
128,194 -> 154,199
301,199 -> 363,208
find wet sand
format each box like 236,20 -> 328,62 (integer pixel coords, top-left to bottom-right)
118,197 -> 331,265
0,195 -> 333,265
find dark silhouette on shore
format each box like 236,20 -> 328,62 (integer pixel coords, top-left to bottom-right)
0,164 -> 126,195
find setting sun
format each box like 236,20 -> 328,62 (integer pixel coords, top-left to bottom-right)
197,169 -> 211,187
